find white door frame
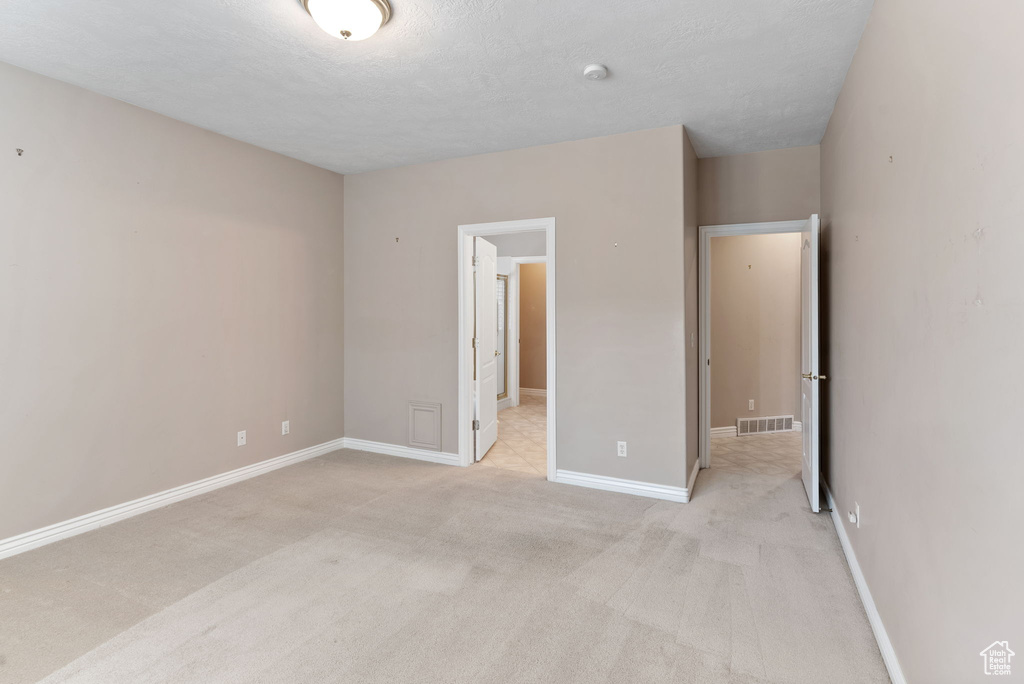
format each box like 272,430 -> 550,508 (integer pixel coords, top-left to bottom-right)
509,256 -> 546,409
458,218 -> 556,480
698,219 -> 807,469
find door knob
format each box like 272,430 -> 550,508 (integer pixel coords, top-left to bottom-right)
802,373 -> 827,380
495,350 -> 501,356
802,373 -> 813,379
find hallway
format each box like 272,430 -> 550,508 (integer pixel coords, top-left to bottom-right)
710,432 -> 803,476
478,394 -> 547,476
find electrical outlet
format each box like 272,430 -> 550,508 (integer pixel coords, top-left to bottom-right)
617,441 -> 627,458
237,430 -> 246,447
281,420 -> 290,436
748,399 -> 755,411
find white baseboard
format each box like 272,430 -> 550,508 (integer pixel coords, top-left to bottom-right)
0,437 -> 346,562
341,438 -> 462,467
518,387 -> 546,397
554,469 -> 691,503
497,397 -> 511,412
825,485 -> 905,684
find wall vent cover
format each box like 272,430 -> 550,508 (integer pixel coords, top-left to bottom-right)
409,401 -> 442,451
737,415 -> 794,436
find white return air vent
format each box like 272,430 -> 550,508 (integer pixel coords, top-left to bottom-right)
737,415 -> 794,436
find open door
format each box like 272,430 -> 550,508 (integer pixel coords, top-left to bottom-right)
800,214 -> 822,512
473,237 -> 499,460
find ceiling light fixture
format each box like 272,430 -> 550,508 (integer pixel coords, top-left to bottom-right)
583,64 -> 609,80
302,0 -> 391,41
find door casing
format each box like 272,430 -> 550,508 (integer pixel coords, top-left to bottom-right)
698,219 -> 811,471
457,218 -> 556,479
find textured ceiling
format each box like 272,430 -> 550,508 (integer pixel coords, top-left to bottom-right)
0,0 -> 873,174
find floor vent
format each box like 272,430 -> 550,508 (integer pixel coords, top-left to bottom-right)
737,415 -> 794,436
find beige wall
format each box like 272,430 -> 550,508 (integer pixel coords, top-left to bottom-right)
698,145 -> 820,226
518,263 -> 546,391
820,0 -> 1024,681
682,132 -> 699,477
710,234 -> 801,427
345,126 -> 691,486
0,62 -> 346,541
489,232 -> 546,258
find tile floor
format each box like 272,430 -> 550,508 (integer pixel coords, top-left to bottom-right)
478,393 -> 547,476
711,430 -> 803,475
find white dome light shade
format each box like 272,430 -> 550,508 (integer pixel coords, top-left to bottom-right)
303,0 -> 391,41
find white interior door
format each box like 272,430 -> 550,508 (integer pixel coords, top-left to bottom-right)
474,237 -> 499,460
800,214 -> 821,512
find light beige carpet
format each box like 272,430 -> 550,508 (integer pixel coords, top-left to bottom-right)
0,440 -> 888,683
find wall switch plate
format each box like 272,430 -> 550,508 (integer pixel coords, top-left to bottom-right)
849,503 -> 861,528
237,430 -> 246,447
281,420 -> 290,436
749,399 -> 755,411
617,441 -> 627,458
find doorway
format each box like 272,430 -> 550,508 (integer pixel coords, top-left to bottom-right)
698,216 -> 822,511
457,218 -> 556,480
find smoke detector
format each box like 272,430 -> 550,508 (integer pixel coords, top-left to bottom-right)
583,64 -> 609,81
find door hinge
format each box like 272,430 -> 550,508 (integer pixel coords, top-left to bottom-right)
472,337 -> 478,349
472,420 -> 480,430
472,256 -> 480,266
